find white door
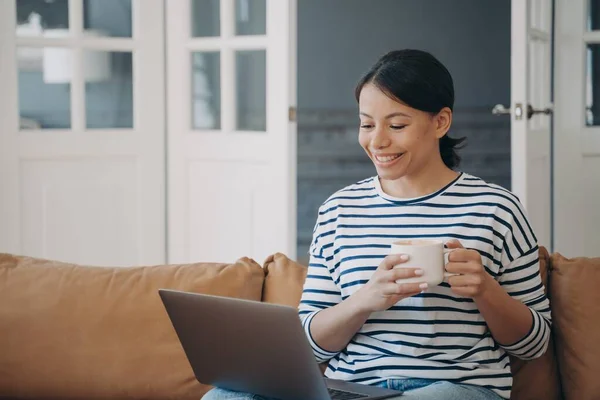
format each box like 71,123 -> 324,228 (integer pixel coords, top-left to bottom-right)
494,0 -> 554,250
554,0 -> 600,257
166,0 -> 297,264
0,0 -> 166,266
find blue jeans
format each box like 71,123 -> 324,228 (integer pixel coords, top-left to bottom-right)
202,378 -> 504,399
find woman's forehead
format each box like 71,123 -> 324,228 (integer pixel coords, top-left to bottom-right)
359,85 -> 414,114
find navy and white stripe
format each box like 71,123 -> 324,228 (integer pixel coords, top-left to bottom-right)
298,173 -> 551,400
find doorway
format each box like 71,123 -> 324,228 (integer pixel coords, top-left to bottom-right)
296,0 -> 512,262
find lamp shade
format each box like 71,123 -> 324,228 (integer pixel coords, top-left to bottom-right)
42,29 -> 111,84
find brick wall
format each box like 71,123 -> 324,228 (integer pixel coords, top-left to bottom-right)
296,107 -> 511,261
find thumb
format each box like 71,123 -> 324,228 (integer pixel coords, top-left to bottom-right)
445,239 -> 464,249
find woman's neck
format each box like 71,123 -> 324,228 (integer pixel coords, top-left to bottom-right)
379,160 -> 459,199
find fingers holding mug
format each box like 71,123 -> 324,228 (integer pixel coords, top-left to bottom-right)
443,248 -> 461,279
390,266 -> 424,283
379,253 -> 411,271
383,282 -> 426,296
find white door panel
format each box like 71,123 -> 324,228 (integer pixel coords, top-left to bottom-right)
167,0 -> 297,264
20,158 -> 139,265
554,0 -> 600,257
0,0 -> 166,266
187,160 -> 275,263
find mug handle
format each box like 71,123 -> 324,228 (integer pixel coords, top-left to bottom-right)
443,248 -> 460,278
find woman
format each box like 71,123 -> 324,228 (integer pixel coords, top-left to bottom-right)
204,50 -> 550,400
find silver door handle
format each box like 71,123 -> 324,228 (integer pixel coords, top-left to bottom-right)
492,104 -> 511,115
492,103 -> 553,120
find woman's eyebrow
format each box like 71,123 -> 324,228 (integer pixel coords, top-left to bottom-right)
384,112 -> 411,119
359,111 -> 411,118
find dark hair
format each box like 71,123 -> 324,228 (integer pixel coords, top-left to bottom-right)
355,49 -> 466,169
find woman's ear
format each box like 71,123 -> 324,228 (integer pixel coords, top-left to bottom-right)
434,107 -> 453,139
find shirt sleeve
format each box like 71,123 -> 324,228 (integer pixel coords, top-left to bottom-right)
298,204 -> 343,363
497,203 -> 552,360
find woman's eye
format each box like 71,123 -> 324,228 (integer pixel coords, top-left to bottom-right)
360,124 -> 373,129
391,125 -> 406,130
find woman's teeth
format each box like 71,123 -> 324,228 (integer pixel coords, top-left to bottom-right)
376,154 -> 401,162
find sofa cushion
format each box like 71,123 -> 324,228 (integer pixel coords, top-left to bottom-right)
509,246 -> 562,399
262,252 -> 308,307
550,252 -> 600,400
0,253 -> 264,400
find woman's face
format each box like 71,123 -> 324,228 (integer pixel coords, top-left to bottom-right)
358,83 -> 450,181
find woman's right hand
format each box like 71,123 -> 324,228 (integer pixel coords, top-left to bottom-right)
353,254 -> 426,313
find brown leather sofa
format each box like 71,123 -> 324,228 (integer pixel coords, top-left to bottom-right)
0,248 -> 598,400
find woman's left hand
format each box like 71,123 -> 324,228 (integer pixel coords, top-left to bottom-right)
444,240 -> 496,298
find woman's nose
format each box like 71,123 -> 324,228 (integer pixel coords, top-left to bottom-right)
370,126 -> 391,149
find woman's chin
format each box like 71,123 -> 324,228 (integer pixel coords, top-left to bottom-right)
376,168 -> 408,181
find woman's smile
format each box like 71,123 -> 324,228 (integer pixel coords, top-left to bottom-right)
372,152 -> 405,167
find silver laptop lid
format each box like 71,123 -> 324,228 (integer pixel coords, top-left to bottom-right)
159,289 -> 331,400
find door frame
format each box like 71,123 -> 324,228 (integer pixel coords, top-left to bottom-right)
510,0 -> 554,251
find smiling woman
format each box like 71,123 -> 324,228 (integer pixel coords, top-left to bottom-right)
355,50 -> 466,199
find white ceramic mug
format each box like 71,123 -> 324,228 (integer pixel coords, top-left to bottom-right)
389,239 -> 458,286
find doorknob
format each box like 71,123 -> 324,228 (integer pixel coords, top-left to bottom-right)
492,103 -> 553,120
526,104 -> 553,119
492,104 -> 511,116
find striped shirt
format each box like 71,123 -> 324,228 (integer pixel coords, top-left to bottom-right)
298,173 -> 551,400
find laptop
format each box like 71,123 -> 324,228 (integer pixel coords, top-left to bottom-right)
159,289 -> 402,400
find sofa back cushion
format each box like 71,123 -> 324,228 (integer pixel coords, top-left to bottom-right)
262,253 -> 308,307
509,246 -> 562,399
0,253 -> 264,400
550,252 -> 600,400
